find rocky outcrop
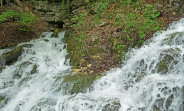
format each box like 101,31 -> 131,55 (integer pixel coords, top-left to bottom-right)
30,0 -> 96,30
0,44 -> 33,72
56,73 -> 102,94
29,0 -> 184,31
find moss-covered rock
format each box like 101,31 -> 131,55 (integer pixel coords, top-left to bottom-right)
157,60 -> 169,74
0,96 -> 4,103
102,100 -> 121,111
58,74 -> 100,94
65,31 -> 82,67
0,44 -> 33,66
156,48 -> 180,74
14,61 -> 32,78
51,28 -> 60,37
168,32 -> 184,45
31,64 -> 37,74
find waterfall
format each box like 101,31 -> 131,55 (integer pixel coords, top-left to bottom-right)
0,18 -> 184,111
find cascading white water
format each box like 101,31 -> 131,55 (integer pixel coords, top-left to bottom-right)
0,18 -> 184,111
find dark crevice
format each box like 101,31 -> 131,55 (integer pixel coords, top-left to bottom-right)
48,21 -> 64,30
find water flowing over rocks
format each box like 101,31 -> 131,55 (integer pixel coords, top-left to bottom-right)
0,18 -> 184,110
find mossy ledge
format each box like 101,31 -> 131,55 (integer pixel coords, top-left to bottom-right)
56,73 -> 102,94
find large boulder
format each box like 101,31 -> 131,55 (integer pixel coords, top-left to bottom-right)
56,73 -> 101,94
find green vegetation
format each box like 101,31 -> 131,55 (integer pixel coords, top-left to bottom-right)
0,96 -> 4,102
0,10 -> 37,32
57,74 -> 99,94
68,0 -> 165,67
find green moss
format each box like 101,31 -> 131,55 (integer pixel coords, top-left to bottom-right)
59,74 -> 98,94
51,28 -> 60,37
71,51 -> 80,66
157,60 -> 168,74
1,44 -> 33,66
65,31 -> 83,66
0,10 -> 37,32
3,46 -> 23,65
31,64 -> 37,74
0,96 -> 4,102
102,101 -> 121,111
168,32 -> 180,45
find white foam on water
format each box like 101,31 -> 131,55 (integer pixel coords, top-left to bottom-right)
0,19 -> 184,111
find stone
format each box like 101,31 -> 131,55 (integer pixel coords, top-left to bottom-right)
73,68 -> 82,72
59,74 -> 97,94
102,100 -> 121,111
89,71 -> 94,74
0,44 -> 32,66
0,96 -> 4,103
156,48 -> 180,74
87,64 -> 92,68
31,64 -> 37,74
51,28 -> 60,37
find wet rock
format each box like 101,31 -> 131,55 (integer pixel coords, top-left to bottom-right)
152,98 -> 165,111
30,98 -> 56,111
168,32 -> 184,45
51,28 -> 60,37
0,96 -> 9,108
31,64 -> 37,74
59,74 -> 98,94
156,48 -> 180,74
43,39 -> 49,42
166,94 -> 174,110
0,65 -> 5,73
102,99 -> 121,111
14,62 -> 32,78
0,96 -> 4,103
0,44 -> 32,66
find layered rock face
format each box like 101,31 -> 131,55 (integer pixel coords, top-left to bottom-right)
30,0 -> 96,30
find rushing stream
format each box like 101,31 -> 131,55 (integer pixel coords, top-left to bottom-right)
0,18 -> 184,111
